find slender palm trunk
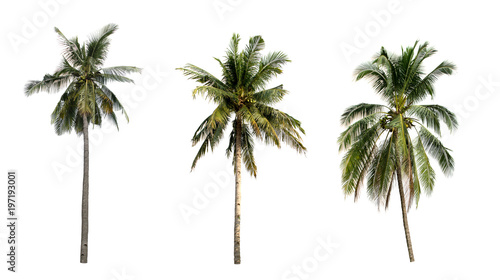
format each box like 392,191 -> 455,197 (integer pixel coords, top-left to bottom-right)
234,116 -> 242,264
394,130 -> 415,262
80,115 -> 89,263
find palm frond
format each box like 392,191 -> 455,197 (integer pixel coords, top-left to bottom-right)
51,86 -> 78,135
240,35 -> 265,88
192,85 -> 237,104
250,51 -> 290,90
340,103 -> 387,126
99,84 -> 129,122
95,73 -> 134,84
241,123 -> 257,177
338,113 -> 381,152
414,133 -> 436,193
86,23 -> 118,67
406,61 -> 455,104
54,27 -> 84,67
190,104 -> 232,170
406,105 -> 442,136
409,104 -> 458,132
25,75 -> 73,96
100,66 -> 142,76
177,64 -> 229,91
253,84 -> 287,105
341,124 -> 382,196
249,104 -> 307,154
416,126 -> 454,176
367,132 -> 395,208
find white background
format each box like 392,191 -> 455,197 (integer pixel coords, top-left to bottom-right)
1,0 -> 499,279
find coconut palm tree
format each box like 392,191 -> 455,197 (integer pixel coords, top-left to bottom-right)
178,34 -> 306,264
24,24 -> 141,263
339,41 -> 457,262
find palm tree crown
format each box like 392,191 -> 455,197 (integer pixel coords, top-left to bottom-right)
179,34 -> 306,176
25,23 -> 141,133
339,41 -> 457,209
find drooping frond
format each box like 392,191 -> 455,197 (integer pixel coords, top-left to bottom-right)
408,104 -> 458,133
414,133 -> 436,194
241,123 -> 257,177
341,124 -> 382,196
406,105 -> 442,136
191,104 -> 232,170
253,104 -> 307,154
416,126 -> 454,176
338,113 -> 382,152
99,84 -> 129,122
51,83 -> 79,135
225,123 -> 235,158
76,81 -> 91,115
367,132 -> 395,207
242,104 -> 279,146
400,124 -> 417,208
95,87 -> 117,126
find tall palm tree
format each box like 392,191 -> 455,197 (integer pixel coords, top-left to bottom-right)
178,34 -> 306,264
24,24 -> 141,263
339,41 -> 457,262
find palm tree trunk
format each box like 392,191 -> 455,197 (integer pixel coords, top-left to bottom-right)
234,116 -> 242,264
80,114 -> 89,263
394,130 -> 415,262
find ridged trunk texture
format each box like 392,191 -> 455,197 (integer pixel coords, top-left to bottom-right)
234,116 -> 242,264
394,130 -> 415,262
80,115 -> 89,263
